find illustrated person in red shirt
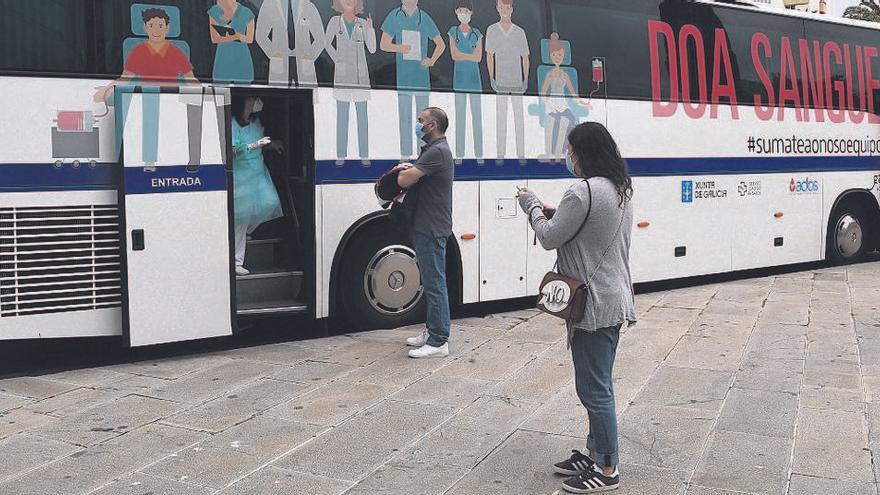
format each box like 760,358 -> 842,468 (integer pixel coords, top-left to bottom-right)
94,8 -> 201,170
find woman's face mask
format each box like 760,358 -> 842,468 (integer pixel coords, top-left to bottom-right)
456,11 -> 472,24
566,152 -> 578,176
252,98 -> 264,113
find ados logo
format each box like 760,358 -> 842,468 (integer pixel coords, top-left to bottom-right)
789,177 -> 819,194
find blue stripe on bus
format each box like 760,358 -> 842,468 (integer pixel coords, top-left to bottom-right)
123,164 -> 227,195
0,162 -> 116,192
315,155 -> 880,184
0,156 -> 877,192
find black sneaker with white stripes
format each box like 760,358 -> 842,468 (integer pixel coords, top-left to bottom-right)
553,450 -> 595,476
562,467 -> 620,493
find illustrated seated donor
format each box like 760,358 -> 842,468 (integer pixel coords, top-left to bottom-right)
527,33 -> 590,164
94,4 -> 221,171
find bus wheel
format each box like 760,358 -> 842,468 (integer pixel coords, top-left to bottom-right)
341,229 -> 426,330
827,202 -> 868,265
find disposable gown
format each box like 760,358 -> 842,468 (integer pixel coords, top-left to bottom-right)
232,118 -> 283,229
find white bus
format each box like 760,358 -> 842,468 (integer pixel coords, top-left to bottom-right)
1,0 -> 878,346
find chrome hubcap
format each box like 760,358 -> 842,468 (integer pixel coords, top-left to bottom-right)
835,214 -> 863,259
364,245 -> 422,315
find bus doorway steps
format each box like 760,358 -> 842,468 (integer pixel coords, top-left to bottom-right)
236,270 -> 307,317
243,237 -> 287,272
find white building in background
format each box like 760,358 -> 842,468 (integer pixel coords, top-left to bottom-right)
737,0 -> 829,14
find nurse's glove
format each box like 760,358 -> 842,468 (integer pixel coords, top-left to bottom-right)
490,78 -> 498,92
521,79 -> 529,93
247,137 -> 273,151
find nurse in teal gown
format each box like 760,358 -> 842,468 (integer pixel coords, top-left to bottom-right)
209,0 -> 256,84
232,97 -> 283,275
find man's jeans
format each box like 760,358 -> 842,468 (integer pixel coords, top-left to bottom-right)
411,232 -> 451,347
570,325 -> 622,469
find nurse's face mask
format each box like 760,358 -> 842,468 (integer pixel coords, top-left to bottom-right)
252,98 -> 264,114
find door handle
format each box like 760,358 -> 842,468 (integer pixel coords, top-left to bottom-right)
131,229 -> 145,251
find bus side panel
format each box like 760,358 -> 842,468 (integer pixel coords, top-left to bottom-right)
732,174 -> 823,271
315,185 -> 325,318
452,182 -> 480,305
319,183 -> 383,319
478,181 -> 529,301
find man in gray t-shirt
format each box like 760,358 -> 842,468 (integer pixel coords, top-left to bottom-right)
485,0 -> 530,163
396,107 -> 454,359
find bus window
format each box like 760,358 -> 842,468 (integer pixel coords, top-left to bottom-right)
0,0 -> 92,74
97,0 -> 215,81
693,5 -> 805,110
548,0 -> 658,101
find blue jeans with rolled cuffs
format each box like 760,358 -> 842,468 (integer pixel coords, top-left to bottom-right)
411,232 -> 450,347
570,324 -> 622,469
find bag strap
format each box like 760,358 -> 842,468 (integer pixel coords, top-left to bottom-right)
586,196 -> 626,288
552,179 -> 593,272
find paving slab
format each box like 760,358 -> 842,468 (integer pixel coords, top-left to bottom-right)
391,375 -> 493,409
0,394 -> 31,413
143,415 -> 322,489
163,378 -> 312,432
109,355 -> 233,380
269,360 -> 355,385
217,466 -> 350,495
402,396 -> 540,468
498,313 -> 568,344
734,357 -> 804,394
793,407 -> 874,482
686,486 -> 759,495
715,388 -> 798,439
799,385 -> 866,413
0,423 -> 208,495
134,360 -> 285,405
0,433 -> 81,482
24,386 -> 126,417
216,342 -> 317,365
692,430 -> 792,495
36,394 -> 185,447
0,408 -> 58,440
275,399 -> 456,481
40,368 -> 131,388
90,472 -> 214,495
342,348 -> 449,388
618,404 -> 716,470
519,383 -> 588,438
434,340 -> 550,381
264,379 -> 396,427
345,460 -> 469,495
631,366 -> 733,412
0,377 -> 77,400
444,429 -> 582,495
787,474 -> 877,495
488,347 -> 573,403
664,332 -> 750,372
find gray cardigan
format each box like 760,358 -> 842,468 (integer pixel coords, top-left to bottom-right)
519,178 -> 636,336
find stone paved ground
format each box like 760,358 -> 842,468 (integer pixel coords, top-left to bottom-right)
0,262 -> 879,494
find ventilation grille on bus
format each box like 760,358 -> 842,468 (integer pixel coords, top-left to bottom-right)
0,205 -> 122,318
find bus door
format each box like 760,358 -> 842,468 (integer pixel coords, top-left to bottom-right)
114,86 -> 234,347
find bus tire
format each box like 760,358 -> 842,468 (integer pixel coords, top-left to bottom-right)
827,201 -> 869,265
341,227 -> 426,330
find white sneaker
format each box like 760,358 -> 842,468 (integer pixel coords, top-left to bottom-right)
406,329 -> 429,347
235,265 -> 250,276
408,343 -> 449,359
